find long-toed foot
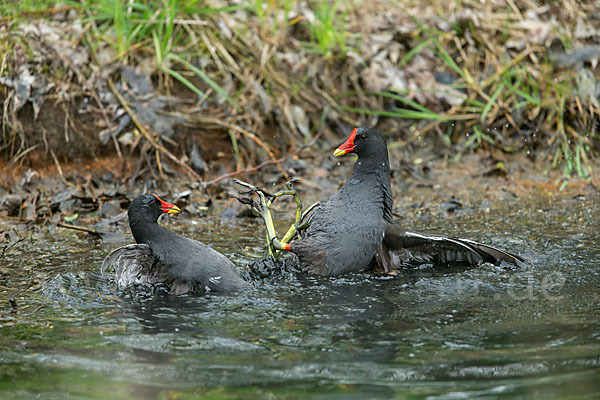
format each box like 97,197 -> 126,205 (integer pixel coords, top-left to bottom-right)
233,179 -> 291,256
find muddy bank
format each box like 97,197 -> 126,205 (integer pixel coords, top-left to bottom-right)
1,1 -> 599,186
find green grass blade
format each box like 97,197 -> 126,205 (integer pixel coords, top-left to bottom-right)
504,80 -> 540,106
340,106 -> 476,121
162,66 -> 205,97
464,129 -> 478,148
431,39 -> 464,80
336,90 -> 440,114
477,125 -> 496,144
376,91 -> 436,114
481,82 -> 504,122
167,53 -> 240,111
465,98 -> 486,109
399,39 -> 432,67
152,31 -> 163,65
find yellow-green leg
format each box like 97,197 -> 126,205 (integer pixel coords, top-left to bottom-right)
233,178 -> 324,260
280,201 -> 321,243
233,179 -> 293,257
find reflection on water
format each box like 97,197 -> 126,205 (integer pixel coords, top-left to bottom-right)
0,194 -> 599,399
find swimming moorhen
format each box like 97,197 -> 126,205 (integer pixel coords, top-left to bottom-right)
101,193 -> 252,295
236,127 -> 526,275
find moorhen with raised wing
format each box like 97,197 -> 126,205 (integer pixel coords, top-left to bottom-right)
236,127 -> 526,275
101,193 -> 252,295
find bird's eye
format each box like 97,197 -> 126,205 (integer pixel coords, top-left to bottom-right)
359,134 -> 367,140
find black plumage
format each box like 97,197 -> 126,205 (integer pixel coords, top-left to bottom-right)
373,225 -> 527,272
101,194 -> 251,295
291,127 -> 393,275
290,127 -> 526,275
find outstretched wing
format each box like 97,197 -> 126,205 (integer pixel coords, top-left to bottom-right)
373,224 -> 528,273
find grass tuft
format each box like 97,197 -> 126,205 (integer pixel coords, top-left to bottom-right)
0,0 -> 598,185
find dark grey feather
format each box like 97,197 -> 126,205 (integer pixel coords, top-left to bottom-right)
291,128 -> 392,276
373,224 -> 528,272
101,244 -> 169,288
101,194 -> 252,295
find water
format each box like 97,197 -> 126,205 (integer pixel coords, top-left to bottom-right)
0,193 -> 599,399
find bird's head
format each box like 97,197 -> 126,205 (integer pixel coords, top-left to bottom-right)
128,193 -> 181,223
333,127 -> 384,158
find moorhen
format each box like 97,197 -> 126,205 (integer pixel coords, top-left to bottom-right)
236,127 -> 526,275
101,193 -> 252,295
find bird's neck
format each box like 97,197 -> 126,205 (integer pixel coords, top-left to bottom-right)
129,218 -> 174,246
351,151 -> 390,177
350,152 -> 393,222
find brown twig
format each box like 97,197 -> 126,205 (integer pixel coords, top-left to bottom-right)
57,223 -> 101,236
50,149 -> 76,188
107,79 -> 202,182
9,144 -> 40,165
1,238 -> 24,258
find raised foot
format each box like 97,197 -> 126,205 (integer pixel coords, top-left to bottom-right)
233,178 -> 294,257
285,178 -> 301,190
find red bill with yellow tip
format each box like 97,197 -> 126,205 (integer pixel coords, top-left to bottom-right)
333,128 -> 358,157
153,193 -> 181,214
